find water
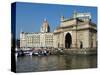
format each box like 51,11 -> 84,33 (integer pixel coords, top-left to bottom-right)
16,55 -> 97,73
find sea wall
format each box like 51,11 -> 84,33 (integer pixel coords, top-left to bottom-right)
49,48 -> 97,55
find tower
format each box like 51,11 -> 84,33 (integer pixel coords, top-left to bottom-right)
40,18 -> 50,32
60,16 -> 64,21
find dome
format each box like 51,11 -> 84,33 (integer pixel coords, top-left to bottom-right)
42,18 -> 49,27
40,18 -> 50,32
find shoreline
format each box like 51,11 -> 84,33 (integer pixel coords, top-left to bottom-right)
49,48 -> 97,55
15,48 -> 97,57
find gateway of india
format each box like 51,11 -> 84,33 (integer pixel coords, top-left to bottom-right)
20,11 -> 97,49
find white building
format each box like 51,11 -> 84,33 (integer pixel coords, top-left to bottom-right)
20,19 -> 54,49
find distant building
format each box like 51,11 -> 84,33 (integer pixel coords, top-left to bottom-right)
20,11 -> 97,49
20,19 -> 53,49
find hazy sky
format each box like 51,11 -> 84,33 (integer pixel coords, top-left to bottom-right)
15,2 -> 97,38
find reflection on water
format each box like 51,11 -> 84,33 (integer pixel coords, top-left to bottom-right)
16,55 -> 97,73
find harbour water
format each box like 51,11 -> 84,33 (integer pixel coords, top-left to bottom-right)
16,54 -> 97,73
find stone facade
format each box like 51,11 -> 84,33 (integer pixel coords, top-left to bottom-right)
20,19 -> 53,49
20,32 -> 53,49
54,12 -> 97,48
20,12 -> 97,49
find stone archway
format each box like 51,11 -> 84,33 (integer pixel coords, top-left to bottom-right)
65,33 -> 72,48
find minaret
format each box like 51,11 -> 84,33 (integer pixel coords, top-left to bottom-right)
40,18 -> 50,32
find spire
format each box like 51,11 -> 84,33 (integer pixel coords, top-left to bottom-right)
60,15 -> 64,21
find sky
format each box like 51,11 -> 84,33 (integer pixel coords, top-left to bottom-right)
15,2 -> 97,38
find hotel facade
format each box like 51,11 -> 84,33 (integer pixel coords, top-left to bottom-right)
20,12 -> 97,49
20,19 -> 54,49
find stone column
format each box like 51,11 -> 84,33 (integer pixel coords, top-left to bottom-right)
72,31 -> 77,48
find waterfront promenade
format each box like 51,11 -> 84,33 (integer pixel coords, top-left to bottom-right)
49,48 -> 97,55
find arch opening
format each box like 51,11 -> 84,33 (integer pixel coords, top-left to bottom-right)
65,33 -> 72,48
